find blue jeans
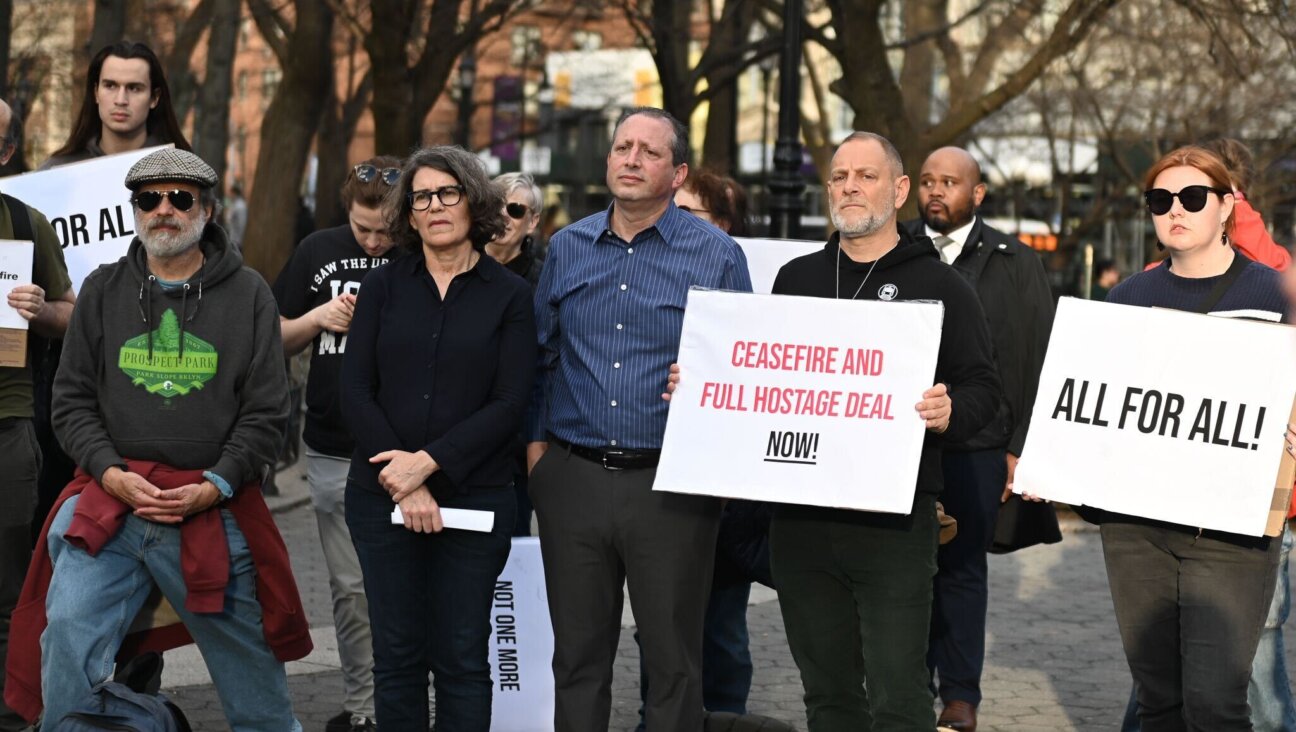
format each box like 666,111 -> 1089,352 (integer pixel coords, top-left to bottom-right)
41,495 -> 300,731
1250,523 -> 1296,731
1121,523 -> 1296,732
347,484 -> 514,732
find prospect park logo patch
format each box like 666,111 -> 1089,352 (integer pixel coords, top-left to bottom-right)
118,308 -> 218,398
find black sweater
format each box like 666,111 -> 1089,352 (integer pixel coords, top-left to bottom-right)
770,225 -> 1003,512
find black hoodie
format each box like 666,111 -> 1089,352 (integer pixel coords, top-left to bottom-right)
770,224 -> 1003,505
53,223 -> 289,488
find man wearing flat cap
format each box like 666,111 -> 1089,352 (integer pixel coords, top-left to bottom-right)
3,148 -> 310,730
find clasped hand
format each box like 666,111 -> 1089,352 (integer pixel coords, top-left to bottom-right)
101,466 -> 221,524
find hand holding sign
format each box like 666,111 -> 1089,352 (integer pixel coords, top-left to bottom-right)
916,383 -> 951,433
6,283 -> 44,321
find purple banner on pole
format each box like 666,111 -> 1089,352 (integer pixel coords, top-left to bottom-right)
492,76 -> 523,162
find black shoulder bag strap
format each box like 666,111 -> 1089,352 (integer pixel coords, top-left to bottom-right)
1,193 -> 34,242
1193,251 -> 1249,314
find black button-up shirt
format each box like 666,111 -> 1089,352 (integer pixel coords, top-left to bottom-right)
341,251 -> 536,498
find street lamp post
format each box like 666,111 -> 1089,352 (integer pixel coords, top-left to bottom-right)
759,57 -> 775,182
767,0 -> 805,239
458,49 -> 476,150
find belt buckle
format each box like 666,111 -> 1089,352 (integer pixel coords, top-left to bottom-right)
602,449 -> 627,471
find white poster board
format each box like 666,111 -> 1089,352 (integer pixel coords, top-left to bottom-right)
733,237 -> 822,294
0,146 -> 167,291
0,240 -> 34,367
0,240 -> 33,330
1014,297 -> 1296,536
489,537 -> 554,731
656,289 -> 944,513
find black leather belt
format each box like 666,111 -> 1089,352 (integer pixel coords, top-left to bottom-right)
0,416 -> 25,431
550,435 -> 661,470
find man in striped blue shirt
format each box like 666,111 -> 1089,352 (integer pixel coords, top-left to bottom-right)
527,107 -> 752,732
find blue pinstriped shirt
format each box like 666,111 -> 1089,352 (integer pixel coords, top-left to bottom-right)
531,202 -> 752,449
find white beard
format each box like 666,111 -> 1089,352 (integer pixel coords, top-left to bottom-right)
137,208 -> 208,258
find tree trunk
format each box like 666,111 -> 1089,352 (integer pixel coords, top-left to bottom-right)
700,4 -> 752,174
650,0 -> 694,125
165,0 -> 215,129
365,0 -> 421,155
316,67 -> 373,230
898,0 -> 939,129
243,1 -> 334,281
88,0 -> 127,56
0,0 -> 12,100
191,0 -> 238,185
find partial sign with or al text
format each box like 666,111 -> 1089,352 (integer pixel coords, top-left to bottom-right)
656,288 -> 944,514
0,146 -> 167,292
1014,297 -> 1296,536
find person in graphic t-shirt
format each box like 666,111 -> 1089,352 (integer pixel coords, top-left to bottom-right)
271,156 -> 403,732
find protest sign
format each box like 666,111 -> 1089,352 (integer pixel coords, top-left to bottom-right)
1014,297 -> 1296,536
733,237 -> 822,294
489,538 -> 554,731
655,288 -> 944,513
0,240 -> 34,366
0,146 -> 166,291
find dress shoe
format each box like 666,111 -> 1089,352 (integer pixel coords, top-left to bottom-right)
937,700 -> 977,732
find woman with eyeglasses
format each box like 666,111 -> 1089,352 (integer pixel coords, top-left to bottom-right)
673,169 -> 752,237
487,172 -> 545,286
340,146 -> 536,731
1100,145 -> 1288,730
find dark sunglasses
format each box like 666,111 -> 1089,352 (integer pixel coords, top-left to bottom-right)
131,189 -> 196,212
354,163 -> 401,186
677,205 -> 710,216
1144,185 -> 1229,216
505,202 -> 529,219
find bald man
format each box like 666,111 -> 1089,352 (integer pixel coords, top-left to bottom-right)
0,97 -> 74,731
906,146 -> 1055,732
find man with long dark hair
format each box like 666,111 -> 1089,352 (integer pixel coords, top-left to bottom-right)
42,41 -> 190,168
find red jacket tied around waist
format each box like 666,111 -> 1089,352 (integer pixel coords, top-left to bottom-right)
3,460 -> 312,723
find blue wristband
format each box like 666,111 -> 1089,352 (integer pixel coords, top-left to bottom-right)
203,470 -> 234,500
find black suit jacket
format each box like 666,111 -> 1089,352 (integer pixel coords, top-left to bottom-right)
905,217 -> 1055,454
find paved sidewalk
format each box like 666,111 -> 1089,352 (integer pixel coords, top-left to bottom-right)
157,463 -> 1295,730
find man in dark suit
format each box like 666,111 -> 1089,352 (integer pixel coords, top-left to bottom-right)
906,146 -> 1055,732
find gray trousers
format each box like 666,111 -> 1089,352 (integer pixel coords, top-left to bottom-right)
529,446 -> 721,732
1103,521 -> 1281,732
0,419 -> 40,731
306,451 -> 375,718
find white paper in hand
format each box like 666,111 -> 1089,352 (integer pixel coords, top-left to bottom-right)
390,506 -> 495,532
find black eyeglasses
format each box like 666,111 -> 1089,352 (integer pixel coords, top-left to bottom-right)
1144,185 -> 1229,216
131,190 -> 196,212
409,185 -> 465,211
505,202 -> 529,219
678,205 -> 710,216
354,164 -> 401,186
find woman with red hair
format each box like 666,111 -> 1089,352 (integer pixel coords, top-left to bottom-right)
1102,146 -> 1288,731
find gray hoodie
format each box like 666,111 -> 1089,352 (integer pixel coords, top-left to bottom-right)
53,223 -> 288,488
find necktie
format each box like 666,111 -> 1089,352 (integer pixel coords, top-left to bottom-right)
934,235 -> 956,263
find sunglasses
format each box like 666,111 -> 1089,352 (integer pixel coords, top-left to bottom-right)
131,189 -> 196,212
354,164 -> 401,186
677,205 -> 710,216
1143,185 -> 1229,216
505,202 -> 530,219
409,185 -> 465,210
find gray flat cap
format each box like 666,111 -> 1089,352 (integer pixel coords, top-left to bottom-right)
125,148 -> 218,191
